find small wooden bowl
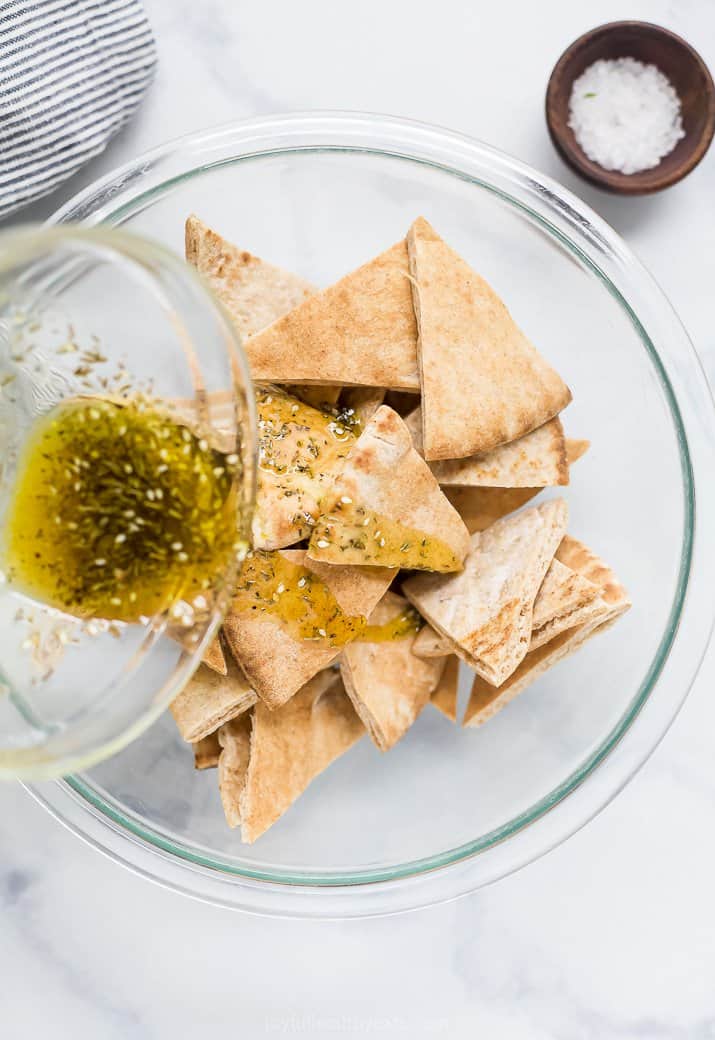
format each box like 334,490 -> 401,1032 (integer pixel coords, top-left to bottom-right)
546,21 -> 715,194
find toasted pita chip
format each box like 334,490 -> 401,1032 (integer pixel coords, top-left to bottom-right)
217,712 -> 252,829
339,387 -> 386,430
412,623 -> 451,658
202,634 -> 227,676
219,671 -> 364,842
530,557 -> 607,650
406,410 -> 568,487
430,655 -> 460,721
252,387 -> 356,550
193,731 -> 221,770
339,592 -> 444,750
464,536 -> 630,727
442,438 -> 588,533
308,406 -> 469,572
443,486 -> 541,535
412,553 -> 601,660
289,385 -> 342,410
407,217 -> 572,460
185,216 -> 315,339
223,549 -> 390,709
246,239 -> 419,389
303,557 -> 396,616
404,499 -> 569,686
565,438 -> 590,465
170,660 -> 257,743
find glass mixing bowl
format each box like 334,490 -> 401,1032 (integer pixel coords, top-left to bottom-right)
22,113 -> 715,917
0,226 -> 256,779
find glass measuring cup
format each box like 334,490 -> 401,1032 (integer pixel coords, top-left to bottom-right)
0,226 -> 256,779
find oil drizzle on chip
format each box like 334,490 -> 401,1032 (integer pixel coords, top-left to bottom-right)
255,388 -> 355,539
1,397 -> 242,622
231,551 -> 422,645
308,499 -> 462,573
232,550 -> 365,646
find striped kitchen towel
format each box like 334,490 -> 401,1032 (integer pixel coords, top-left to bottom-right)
0,0 -> 157,218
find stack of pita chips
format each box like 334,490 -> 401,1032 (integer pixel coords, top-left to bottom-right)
166,214 -> 628,843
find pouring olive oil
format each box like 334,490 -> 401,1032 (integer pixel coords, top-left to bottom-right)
2,396 -> 242,622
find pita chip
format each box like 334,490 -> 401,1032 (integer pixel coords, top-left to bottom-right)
412,623 -> 452,658
252,387 -> 356,550
185,215 -> 315,339
222,549 -> 391,709
308,406 -> 470,572
464,536 -> 630,727
170,659 -> 257,743
218,671 -> 364,842
403,499 -> 569,686
339,387 -> 386,429
407,216 -> 572,460
303,556 -> 396,616
405,409 -> 568,488
202,634 -> 228,676
339,592 -> 444,750
413,554 -> 603,659
566,438 -> 590,466
246,239 -> 419,389
530,556 -> 607,650
289,385 -> 342,410
193,731 -> 221,770
217,712 -> 252,829
430,655 -> 460,721
441,439 -> 588,535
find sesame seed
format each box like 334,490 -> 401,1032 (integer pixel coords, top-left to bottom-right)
227,453 -> 238,465
115,533 -> 126,544
171,541 -> 183,551
316,539 -> 330,549
276,583 -> 285,594
297,577 -> 307,588
198,439 -> 208,452
94,558 -> 106,567
340,496 -> 352,504
177,551 -> 189,562
318,628 -> 327,637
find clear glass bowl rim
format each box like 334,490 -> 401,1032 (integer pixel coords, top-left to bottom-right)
22,111 -> 715,917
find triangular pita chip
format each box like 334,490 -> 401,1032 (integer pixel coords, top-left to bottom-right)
185,216 -> 315,339
217,712 -> 252,829
303,556 -> 396,616
193,731 -> 221,770
412,553 -> 603,659
412,623 -> 451,658
288,385 -> 342,410
202,634 -> 227,676
218,671 -> 364,842
339,592 -> 444,750
222,550 -> 392,709
565,438 -> 590,465
442,438 -> 588,535
430,655 -> 460,721
403,499 -> 569,686
407,216 -> 572,460
405,409 -> 568,487
530,557 -> 607,650
252,387 -> 356,549
308,406 -> 469,572
170,659 -> 257,743
464,536 -> 630,727
339,387 -> 386,430
246,239 -> 419,389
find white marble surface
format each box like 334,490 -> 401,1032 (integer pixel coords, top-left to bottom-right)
3,1 -> 715,1036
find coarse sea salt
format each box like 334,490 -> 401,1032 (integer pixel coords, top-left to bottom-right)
568,57 -> 685,175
